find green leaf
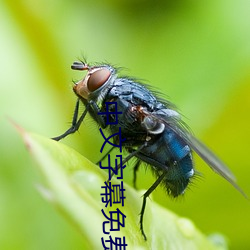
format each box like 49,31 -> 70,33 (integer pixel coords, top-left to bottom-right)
19,127 -> 227,250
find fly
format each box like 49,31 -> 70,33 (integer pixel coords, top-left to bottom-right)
52,60 -> 247,240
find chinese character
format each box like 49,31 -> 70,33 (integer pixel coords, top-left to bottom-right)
101,181 -> 126,207
99,155 -> 126,180
102,208 -> 126,234
98,102 -> 122,125
101,236 -> 127,250
99,127 -> 126,153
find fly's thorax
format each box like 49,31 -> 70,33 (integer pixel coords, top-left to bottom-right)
140,109 -> 181,135
141,115 -> 165,134
73,64 -> 117,104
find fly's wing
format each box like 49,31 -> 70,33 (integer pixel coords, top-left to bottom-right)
150,110 -> 247,198
182,132 -> 248,198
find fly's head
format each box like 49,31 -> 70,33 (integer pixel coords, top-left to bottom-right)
72,61 -> 116,101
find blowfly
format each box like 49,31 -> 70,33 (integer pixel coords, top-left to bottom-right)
52,60 -> 246,240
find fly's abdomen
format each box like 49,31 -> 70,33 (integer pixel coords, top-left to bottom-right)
165,153 -> 193,197
138,128 -> 194,197
164,129 -> 194,196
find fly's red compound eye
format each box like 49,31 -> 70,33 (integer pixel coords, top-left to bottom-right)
87,68 -> 111,92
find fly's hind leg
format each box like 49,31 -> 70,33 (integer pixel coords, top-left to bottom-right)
140,171 -> 167,240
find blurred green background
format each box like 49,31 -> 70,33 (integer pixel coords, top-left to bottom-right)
1,0 -> 250,249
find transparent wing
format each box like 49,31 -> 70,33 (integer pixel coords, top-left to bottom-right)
171,122 -> 247,198
149,110 -> 247,198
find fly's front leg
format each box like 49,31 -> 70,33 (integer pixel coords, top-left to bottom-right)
52,99 -> 89,141
88,100 -> 107,128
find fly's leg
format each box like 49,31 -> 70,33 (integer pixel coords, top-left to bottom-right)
88,100 -> 106,128
133,160 -> 141,189
52,99 -> 89,141
96,147 -> 115,164
52,99 -> 107,141
108,143 -> 147,182
140,172 -> 167,240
